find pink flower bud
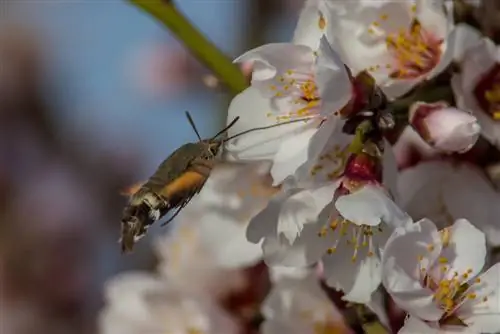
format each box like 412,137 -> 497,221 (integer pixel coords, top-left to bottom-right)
409,101 -> 481,153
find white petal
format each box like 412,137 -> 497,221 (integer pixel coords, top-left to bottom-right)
270,123 -> 319,185
199,216 -> 263,269
234,43 -> 314,94
438,219 -> 486,281
292,0 -> 327,50
188,162 -> 274,268
335,184 -> 411,228
459,263 -> 500,333
278,185 -> 336,243
399,316 -> 440,334
262,223 -> 329,267
316,36 -> 353,116
322,244 -> 381,303
449,23 -> 483,62
416,0 -> 451,40
382,218 -> 444,321
366,288 -> 391,328
293,118 -> 351,187
225,87 -> 306,161
268,266 -> 313,283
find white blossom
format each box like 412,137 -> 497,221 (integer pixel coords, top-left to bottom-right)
261,268 -> 351,334
382,218 -> 500,333
325,0 -> 456,99
398,160 -> 500,246
98,272 -> 239,334
452,36 -> 500,149
409,101 -> 480,153
225,36 -> 353,184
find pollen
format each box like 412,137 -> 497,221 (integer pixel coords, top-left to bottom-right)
266,67 -> 324,123
321,218 -> 383,265
310,146 -> 349,181
419,252 -> 490,323
318,13 -> 326,30
375,20 -> 443,80
473,64 -> 500,120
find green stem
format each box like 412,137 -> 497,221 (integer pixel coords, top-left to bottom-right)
128,0 -> 248,95
348,120 -> 373,154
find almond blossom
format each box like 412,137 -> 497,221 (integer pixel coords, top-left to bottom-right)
173,161 -> 279,269
409,101 -> 480,153
261,267 -> 352,334
324,0 -> 456,99
398,160 -> 500,246
246,119 -> 412,302
452,36 -> 500,149
382,218 -> 500,333
98,272 -> 239,334
225,36 -> 353,184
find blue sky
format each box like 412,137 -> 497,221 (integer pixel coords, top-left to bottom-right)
10,0 -> 248,175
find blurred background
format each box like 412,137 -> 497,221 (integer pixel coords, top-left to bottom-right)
0,1 -> 304,333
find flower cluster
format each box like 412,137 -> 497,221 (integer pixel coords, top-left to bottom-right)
102,1 -> 500,333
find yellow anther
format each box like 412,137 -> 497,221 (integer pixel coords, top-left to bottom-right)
438,257 -> 448,264
467,293 -> 477,299
318,14 -> 326,30
380,14 -> 388,20
327,247 -> 336,254
427,244 -> 435,252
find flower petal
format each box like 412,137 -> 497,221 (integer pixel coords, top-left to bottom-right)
323,244 -> 382,303
438,219 -> 486,281
316,36 -> 353,116
382,218 -> 444,321
292,0 -> 328,50
399,316 -> 440,334
335,184 -> 411,228
234,43 -> 314,95
188,162 -> 274,268
225,87 -> 306,161
270,123 -> 319,185
262,222 -> 330,267
459,263 -> 500,333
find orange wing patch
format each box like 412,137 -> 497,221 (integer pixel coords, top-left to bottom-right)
159,170 -> 207,198
120,182 -> 144,196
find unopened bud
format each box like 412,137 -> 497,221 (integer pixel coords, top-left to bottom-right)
409,101 -> 481,153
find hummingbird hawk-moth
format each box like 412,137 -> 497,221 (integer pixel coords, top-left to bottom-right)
119,112 -> 306,253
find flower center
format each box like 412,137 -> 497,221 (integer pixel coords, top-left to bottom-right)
318,218 -> 383,262
310,144 -> 350,181
385,21 -> 442,79
417,229 -> 490,323
267,68 -> 322,122
366,8 -> 443,80
473,64 -> 500,120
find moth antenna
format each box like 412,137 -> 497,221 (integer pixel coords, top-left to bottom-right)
210,116 -> 240,140
224,118 -> 309,142
185,111 -> 202,141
